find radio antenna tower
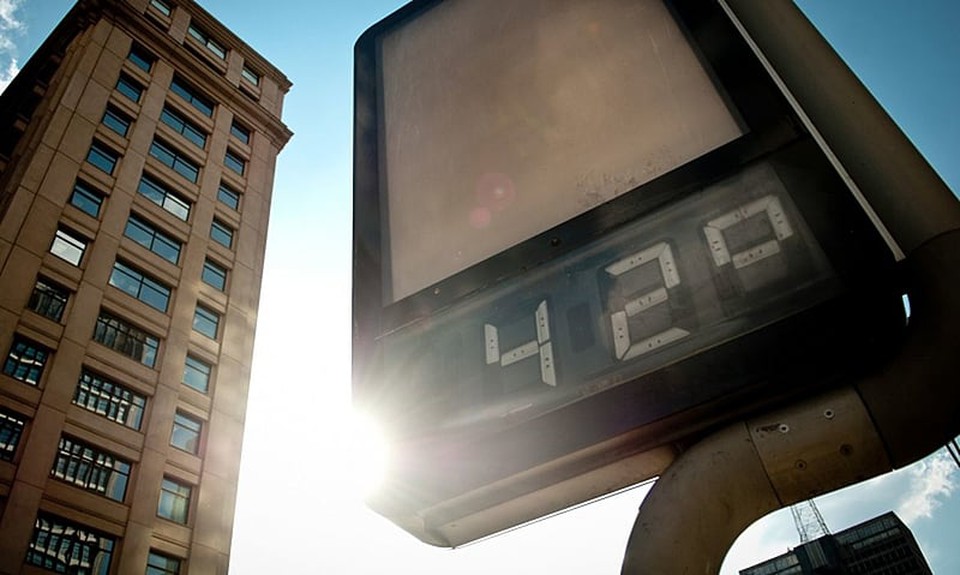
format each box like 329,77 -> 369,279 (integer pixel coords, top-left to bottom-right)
791,499 -> 830,543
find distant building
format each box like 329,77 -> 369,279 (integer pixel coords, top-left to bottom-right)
0,0 -> 291,573
740,511 -> 933,575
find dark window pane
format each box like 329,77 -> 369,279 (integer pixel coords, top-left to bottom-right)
150,0 -> 172,17
3,337 -> 50,387
160,106 -> 207,149
217,183 -> 240,210
0,407 -> 27,461
102,106 -> 131,137
116,74 -> 143,103
147,551 -> 181,575
230,121 -> 250,144
170,75 -> 214,117
182,355 -> 211,393
26,513 -> 114,574
192,306 -> 219,339
69,181 -> 104,217
201,259 -> 227,291
170,412 -> 201,453
93,310 -> 160,368
50,436 -> 130,502
109,261 -> 171,312
87,142 -> 119,174
149,139 -> 199,183
210,220 -> 233,248
158,477 -> 191,523
124,215 -> 181,264
28,279 -> 69,322
224,150 -> 245,175
128,44 -> 154,73
241,66 -> 260,86
74,370 -> 146,430
137,175 -> 191,221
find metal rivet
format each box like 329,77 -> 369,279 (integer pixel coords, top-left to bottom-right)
795,459 -> 807,470
823,409 -> 835,419
433,287 -> 441,295
778,423 -> 790,433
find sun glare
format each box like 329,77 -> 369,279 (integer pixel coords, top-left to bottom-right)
344,411 -> 389,500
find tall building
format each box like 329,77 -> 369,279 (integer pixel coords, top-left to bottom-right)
0,0 -> 291,572
740,512 -> 933,575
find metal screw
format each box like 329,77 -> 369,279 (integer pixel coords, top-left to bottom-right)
795,459 -> 807,470
823,409 -> 835,419
778,423 -> 790,433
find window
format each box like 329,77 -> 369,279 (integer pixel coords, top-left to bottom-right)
217,182 -> 240,210
192,305 -> 220,339
182,355 -> 211,393
0,407 -> 27,461
74,369 -> 146,430
230,121 -> 250,145
170,411 -> 201,453
210,219 -> 233,249
28,278 -> 69,322
150,0 -> 172,17
160,106 -> 207,148
26,513 -> 115,574
109,260 -> 172,312
158,477 -> 191,523
102,105 -> 132,137
69,180 -> 105,217
201,259 -> 227,291
170,75 -> 214,117
51,227 -> 88,265
4,337 -> 50,386
51,436 -> 131,502
93,310 -> 160,368
138,174 -> 191,221
128,44 -> 154,73
87,141 -> 120,175
149,139 -> 199,183
241,65 -> 260,87
224,149 -> 245,176
125,215 -> 182,264
117,73 -> 144,103
187,24 -> 226,59
147,551 -> 181,575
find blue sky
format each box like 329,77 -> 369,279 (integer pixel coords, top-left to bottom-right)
3,1 -> 958,573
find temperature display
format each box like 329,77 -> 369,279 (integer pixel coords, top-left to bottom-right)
380,161 -> 835,432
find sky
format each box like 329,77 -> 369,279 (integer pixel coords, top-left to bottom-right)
3,0 -> 959,573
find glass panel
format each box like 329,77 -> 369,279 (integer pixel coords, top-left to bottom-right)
116,74 -> 143,103
210,220 -> 233,248
70,181 -> 104,217
28,279 -> 69,322
192,306 -> 219,339
380,0 -> 745,301
201,260 -> 227,291
230,121 -> 250,144
128,45 -> 153,72
50,229 -> 86,265
241,66 -> 260,86
102,107 -> 130,137
87,143 -> 118,174
224,150 -> 245,175
182,355 -> 211,393
217,183 -> 240,210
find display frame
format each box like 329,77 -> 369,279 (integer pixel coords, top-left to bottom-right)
353,0 -> 907,546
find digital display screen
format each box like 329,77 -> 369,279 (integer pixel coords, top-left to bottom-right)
379,161 -> 836,433
379,0 -> 745,302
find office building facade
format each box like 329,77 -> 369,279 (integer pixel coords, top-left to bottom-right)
0,0 -> 291,572
741,512 -> 933,575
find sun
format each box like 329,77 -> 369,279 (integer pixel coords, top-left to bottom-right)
342,411 -> 390,500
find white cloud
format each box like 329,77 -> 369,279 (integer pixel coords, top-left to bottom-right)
0,57 -> 19,92
897,449 -> 958,523
0,0 -> 23,94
